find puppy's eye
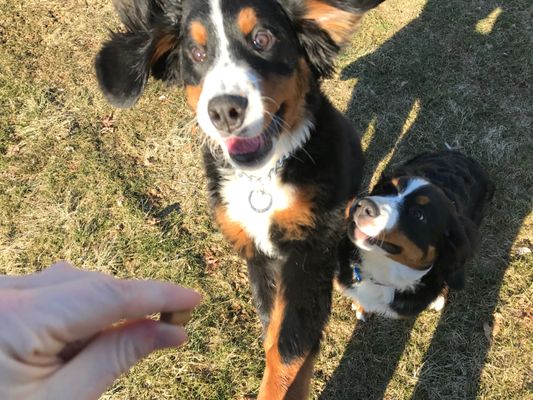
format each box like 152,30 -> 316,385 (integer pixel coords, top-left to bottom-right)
252,29 -> 275,52
191,46 -> 207,63
409,208 -> 426,222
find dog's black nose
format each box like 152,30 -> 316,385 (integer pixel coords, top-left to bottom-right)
208,95 -> 248,134
356,198 -> 380,218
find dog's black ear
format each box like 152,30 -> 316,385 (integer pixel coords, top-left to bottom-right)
437,215 -> 479,290
279,0 -> 385,77
369,172 -> 398,196
95,0 -> 182,108
95,31 -> 152,108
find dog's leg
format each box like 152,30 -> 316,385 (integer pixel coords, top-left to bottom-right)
247,257 -> 278,332
258,249 -> 333,400
428,294 -> 446,312
351,302 -> 367,321
258,296 -> 319,400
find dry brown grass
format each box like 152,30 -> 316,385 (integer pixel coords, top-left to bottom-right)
1,0 -> 531,399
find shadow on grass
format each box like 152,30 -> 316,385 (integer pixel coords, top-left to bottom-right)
320,0 -> 531,399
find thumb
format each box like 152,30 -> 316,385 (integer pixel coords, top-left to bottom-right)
47,320 -> 186,400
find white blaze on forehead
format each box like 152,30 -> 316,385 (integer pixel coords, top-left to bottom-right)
211,0 -> 229,55
356,177 -> 429,237
398,177 -> 430,197
196,0 -> 264,144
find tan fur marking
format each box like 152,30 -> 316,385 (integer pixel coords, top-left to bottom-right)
345,198 -> 356,219
272,186 -> 316,241
353,302 -> 365,315
285,351 -> 317,399
215,206 -> 255,259
416,195 -> 430,205
258,296 -> 316,400
305,0 -> 363,44
190,20 -> 208,46
237,7 -> 258,36
151,34 -> 178,63
383,228 -> 437,269
261,58 -> 311,134
391,178 -> 401,188
186,85 -> 202,111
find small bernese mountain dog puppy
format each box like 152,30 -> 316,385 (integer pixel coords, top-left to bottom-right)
95,0 -> 384,398
339,151 -> 494,320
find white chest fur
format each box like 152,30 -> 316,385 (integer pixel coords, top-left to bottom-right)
360,249 -> 430,291
221,170 -> 295,258
343,249 -> 431,318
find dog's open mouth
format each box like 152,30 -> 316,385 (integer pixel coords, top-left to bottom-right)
352,226 -> 402,255
367,237 -> 402,255
224,107 -> 285,167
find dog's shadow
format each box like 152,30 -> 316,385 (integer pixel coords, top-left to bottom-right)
319,0 -> 531,399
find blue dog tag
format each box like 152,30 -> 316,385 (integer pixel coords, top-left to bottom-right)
352,263 -> 363,283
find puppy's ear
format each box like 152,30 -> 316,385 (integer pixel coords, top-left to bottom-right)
279,0 -> 384,77
95,0 -> 182,108
437,215 -> 479,290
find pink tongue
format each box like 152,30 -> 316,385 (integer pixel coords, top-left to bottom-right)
225,135 -> 262,155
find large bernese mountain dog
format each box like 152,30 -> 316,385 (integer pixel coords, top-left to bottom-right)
95,0 -> 384,398
339,151 -> 494,320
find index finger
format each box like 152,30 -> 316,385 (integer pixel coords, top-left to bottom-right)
30,277 -> 202,343
0,261 -> 108,290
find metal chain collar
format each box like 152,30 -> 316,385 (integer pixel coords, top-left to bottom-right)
235,155 -> 290,213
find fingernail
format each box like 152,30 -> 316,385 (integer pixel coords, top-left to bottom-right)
154,324 -> 187,349
185,289 -> 203,304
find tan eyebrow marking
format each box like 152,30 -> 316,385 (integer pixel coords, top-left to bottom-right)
237,7 -> 258,36
391,178 -> 401,188
190,20 -> 208,46
416,195 -> 430,205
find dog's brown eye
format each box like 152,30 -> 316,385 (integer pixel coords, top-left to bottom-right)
191,46 -> 207,63
410,208 -> 426,222
252,29 -> 275,52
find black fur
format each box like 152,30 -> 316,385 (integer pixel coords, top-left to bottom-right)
204,93 -> 364,358
95,0 -> 386,107
95,0 -> 383,394
95,0 -> 183,107
387,151 -> 493,291
278,0 -> 385,77
345,151 -> 494,317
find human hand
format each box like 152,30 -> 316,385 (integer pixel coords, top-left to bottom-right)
0,261 -> 201,400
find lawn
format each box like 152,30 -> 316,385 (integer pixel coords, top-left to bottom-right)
0,0 -> 531,399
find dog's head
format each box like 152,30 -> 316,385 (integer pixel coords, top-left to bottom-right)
95,0 -> 383,170
347,176 -> 478,289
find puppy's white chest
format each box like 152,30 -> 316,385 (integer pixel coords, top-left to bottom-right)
361,250 -> 429,291
221,173 -> 294,257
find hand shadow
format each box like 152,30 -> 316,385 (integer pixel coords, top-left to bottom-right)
320,0 -> 531,399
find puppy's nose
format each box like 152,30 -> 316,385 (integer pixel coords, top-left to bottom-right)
356,198 -> 380,219
208,95 -> 248,134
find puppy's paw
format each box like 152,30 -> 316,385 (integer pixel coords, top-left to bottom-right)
356,309 -> 366,321
429,295 -> 446,312
351,302 -> 366,321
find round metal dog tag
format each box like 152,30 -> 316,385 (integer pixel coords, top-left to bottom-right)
249,189 -> 273,213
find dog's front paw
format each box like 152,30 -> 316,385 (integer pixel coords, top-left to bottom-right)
351,302 -> 366,321
428,295 -> 446,312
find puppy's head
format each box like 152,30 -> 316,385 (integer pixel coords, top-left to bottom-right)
95,0 -> 383,170
347,176 -> 478,289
